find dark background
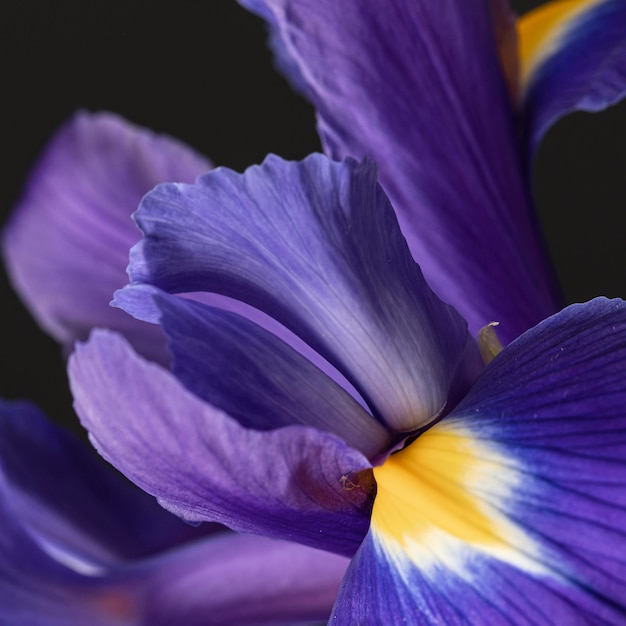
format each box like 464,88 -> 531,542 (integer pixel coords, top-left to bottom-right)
1,0 -> 624,430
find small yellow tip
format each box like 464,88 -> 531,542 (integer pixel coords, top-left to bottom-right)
478,321 -> 504,365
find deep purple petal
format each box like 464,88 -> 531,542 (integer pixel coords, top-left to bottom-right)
142,286 -> 390,458
0,399 -> 211,565
519,0 -> 626,156
0,466 -> 133,626
238,0 -> 561,342
69,330 -> 373,556
332,298 -> 626,623
3,111 -> 210,360
128,153 -> 481,432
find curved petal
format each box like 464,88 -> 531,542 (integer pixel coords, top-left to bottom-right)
332,297 -> 626,623
0,400 -> 212,566
0,461 -> 348,625
69,330 -> 373,556
142,286 -> 390,457
2,110 -> 211,361
0,466 -> 135,626
238,0 -> 561,342
127,534 -> 348,626
128,153 -> 481,432
519,0 -> 626,155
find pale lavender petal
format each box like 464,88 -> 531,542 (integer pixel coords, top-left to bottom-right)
128,534 -> 348,625
69,330 -> 373,556
3,111 -> 210,360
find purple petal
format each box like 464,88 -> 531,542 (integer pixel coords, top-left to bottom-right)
0,458 -> 348,624
0,399 -> 211,566
333,297 -> 626,623
238,0 -> 561,342
126,534 -> 348,625
3,111 -> 210,360
115,284 -> 367,404
145,287 -> 390,458
489,0 -> 520,102
69,330 -> 373,556
128,153 -> 481,432
0,466 -> 134,626
519,0 -> 626,156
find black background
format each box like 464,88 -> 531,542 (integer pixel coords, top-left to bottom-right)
1,0 -> 624,430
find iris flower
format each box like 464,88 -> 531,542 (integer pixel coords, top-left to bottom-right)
3,0 -> 626,623
2,114 -> 348,624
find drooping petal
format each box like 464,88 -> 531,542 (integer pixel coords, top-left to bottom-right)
332,297 -> 626,623
519,0 -> 626,155
0,465 -> 135,626
128,153 -> 481,432
141,286 -> 390,457
2,111 -> 210,361
69,330 -> 373,556
238,0 -> 561,342
0,399 -> 210,566
0,458 -> 348,625
126,534 -> 348,626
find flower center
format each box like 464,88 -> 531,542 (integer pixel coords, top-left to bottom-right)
370,419 -> 543,573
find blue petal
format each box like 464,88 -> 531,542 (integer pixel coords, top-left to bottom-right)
332,297 -> 626,623
144,286 -> 390,457
519,0 -> 626,156
69,330 -> 373,556
128,153 -> 480,432
237,0 -> 561,342
2,111 -> 210,361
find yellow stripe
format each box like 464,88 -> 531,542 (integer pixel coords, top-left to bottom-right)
518,0 -> 606,88
372,421 -> 543,573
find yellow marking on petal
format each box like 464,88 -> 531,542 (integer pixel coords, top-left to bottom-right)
372,420 -> 543,573
518,0 -> 606,89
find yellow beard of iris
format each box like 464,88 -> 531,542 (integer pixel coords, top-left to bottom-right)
371,420 -> 542,573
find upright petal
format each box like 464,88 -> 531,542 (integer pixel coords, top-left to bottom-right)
332,298 -> 626,623
128,154 -> 481,432
519,0 -> 626,155
3,111 -> 210,360
239,0 -> 561,342
69,330 -> 373,556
